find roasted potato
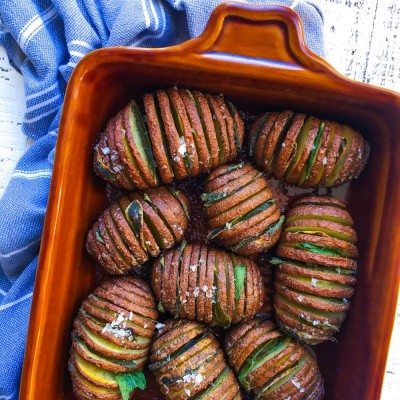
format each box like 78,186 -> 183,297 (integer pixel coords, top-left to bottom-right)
271,195 -> 358,344
150,319 -> 242,399
248,111 -> 369,188
68,277 -> 158,400
86,186 -> 190,274
202,162 -> 283,255
94,88 -> 244,189
151,243 -> 265,327
225,318 -> 324,399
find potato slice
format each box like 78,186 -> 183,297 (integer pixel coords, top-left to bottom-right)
143,92 -> 174,183
69,363 -> 121,400
106,115 -> 137,189
287,116 -> 320,185
214,95 -> 236,158
156,90 -> 188,179
114,110 -> 149,189
273,113 -> 307,180
86,223 -> 125,275
192,90 -> 220,169
253,112 -> 280,167
123,100 -> 159,187
167,87 -> 199,176
206,93 -> 231,164
179,89 -> 211,172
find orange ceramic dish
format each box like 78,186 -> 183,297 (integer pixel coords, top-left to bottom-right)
19,2 -> 400,400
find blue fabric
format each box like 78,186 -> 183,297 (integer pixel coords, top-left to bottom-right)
0,0 -> 324,397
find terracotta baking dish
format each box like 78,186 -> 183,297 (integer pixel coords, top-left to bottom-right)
19,2 -> 400,400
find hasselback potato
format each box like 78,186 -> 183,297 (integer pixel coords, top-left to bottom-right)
86,186 -> 190,275
94,87 -> 245,190
202,162 -> 283,255
271,195 -> 358,344
68,277 -> 158,400
225,318 -> 324,399
151,243 -> 265,327
149,319 -> 242,399
248,110 -> 369,188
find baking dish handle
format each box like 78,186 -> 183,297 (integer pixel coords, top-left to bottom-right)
187,1 -> 335,75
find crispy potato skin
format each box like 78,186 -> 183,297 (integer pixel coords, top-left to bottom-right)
272,195 -> 358,345
248,110 -> 369,188
150,319 -> 242,400
68,277 -> 158,400
225,318 -> 324,400
86,186 -> 190,275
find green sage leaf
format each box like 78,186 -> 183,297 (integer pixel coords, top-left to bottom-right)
115,370 -> 146,400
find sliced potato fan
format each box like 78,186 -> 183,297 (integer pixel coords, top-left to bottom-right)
271,195 -> 358,345
149,319 -> 242,400
68,276 -> 158,400
94,88 -> 245,189
151,243 -> 265,327
225,318 -> 324,399
248,110 -> 369,188
86,186 -> 190,275
202,162 -> 283,255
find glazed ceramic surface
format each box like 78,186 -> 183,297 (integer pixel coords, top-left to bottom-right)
20,2 -> 400,399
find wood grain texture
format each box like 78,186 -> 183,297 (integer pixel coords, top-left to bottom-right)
0,0 -> 399,397
0,46 -> 27,196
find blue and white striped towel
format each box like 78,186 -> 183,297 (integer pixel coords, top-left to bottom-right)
0,0 -> 324,397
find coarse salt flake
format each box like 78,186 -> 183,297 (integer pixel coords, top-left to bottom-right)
190,265 -> 197,272
195,374 -> 203,385
225,222 -> 232,229
291,379 -> 301,389
155,322 -> 165,330
298,295 -> 304,302
322,157 -> 327,165
101,147 -> 110,154
311,278 -> 319,286
178,137 -> 187,156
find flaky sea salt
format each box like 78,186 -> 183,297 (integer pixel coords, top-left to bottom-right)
311,278 -> 319,286
102,312 -> 133,339
291,379 -> 301,389
322,157 -> 327,165
101,147 -> 110,154
155,322 -> 165,330
178,137 -> 187,156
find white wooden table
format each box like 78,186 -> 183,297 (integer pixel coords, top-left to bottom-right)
0,0 -> 399,398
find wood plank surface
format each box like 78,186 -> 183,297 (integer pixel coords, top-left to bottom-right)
0,1 -> 399,398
